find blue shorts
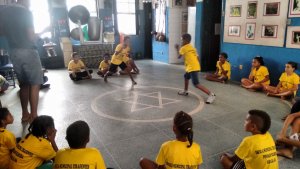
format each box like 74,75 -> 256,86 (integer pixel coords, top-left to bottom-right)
184,71 -> 200,86
10,49 -> 43,85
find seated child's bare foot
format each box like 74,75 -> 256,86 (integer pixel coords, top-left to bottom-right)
277,148 -> 293,159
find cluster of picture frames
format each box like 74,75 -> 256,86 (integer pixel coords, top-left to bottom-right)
227,0 -> 300,48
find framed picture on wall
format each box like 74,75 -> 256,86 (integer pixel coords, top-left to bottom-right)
289,0 -> 300,17
230,5 -> 242,17
245,23 -> 256,40
292,31 -> 300,45
228,25 -> 241,36
173,0 -> 183,7
247,1 -> 257,19
261,25 -> 278,38
263,2 -> 280,16
286,26 -> 300,48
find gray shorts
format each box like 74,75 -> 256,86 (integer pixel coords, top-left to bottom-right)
10,48 -> 43,85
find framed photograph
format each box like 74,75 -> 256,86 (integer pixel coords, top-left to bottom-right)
245,23 -> 256,40
263,2 -> 280,16
286,26 -> 300,48
230,5 -> 242,17
261,25 -> 278,38
173,0 -> 182,7
247,1 -> 257,19
289,0 -> 300,17
228,25 -> 241,37
292,31 -> 300,45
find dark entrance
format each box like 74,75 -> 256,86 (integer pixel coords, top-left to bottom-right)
201,0 -> 222,71
143,2 -> 153,59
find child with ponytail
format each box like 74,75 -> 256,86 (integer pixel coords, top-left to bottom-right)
140,111 -> 203,169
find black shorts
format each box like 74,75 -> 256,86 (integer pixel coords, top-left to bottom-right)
109,62 -> 127,72
184,71 -> 200,86
231,160 -> 245,169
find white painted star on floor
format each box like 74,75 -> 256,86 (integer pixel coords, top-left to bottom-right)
117,91 -> 182,112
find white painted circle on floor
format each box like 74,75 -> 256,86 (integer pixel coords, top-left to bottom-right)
91,86 -> 205,122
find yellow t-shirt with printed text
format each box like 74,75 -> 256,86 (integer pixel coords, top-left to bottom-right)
216,61 -> 231,79
53,148 -> 106,169
235,132 -> 278,169
68,60 -> 85,72
179,43 -> 201,73
250,66 -> 270,85
99,60 -> 111,71
156,140 -> 203,169
279,72 -> 300,95
9,134 -> 56,169
111,44 -> 130,65
0,128 -> 16,169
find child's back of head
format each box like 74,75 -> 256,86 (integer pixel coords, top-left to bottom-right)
248,109 -> 271,134
66,120 -> 90,149
27,115 -> 55,138
174,111 -> 193,147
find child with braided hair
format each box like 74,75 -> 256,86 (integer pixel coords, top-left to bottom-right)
140,111 -> 203,169
9,115 -> 58,169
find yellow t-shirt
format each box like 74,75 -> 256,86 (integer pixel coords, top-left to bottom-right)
99,60 -> 111,71
9,134 -> 56,169
250,66 -> 270,85
179,43 -> 201,73
53,148 -> 106,169
111,44 -> 130,65
68,60 -> 85,72
123,56 -> 130,63
235,132 -> 278,169
279,72 -> 300,95
156,140 -> 202,169
0,128 -> 16,169
216,61 -> 231,79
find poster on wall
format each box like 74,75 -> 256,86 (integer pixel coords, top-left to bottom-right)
286,26 -> 300,48
289,0 -> 300,17
247,1 -> 257,19
224,0 -> 288,47
245,23 -> 256,40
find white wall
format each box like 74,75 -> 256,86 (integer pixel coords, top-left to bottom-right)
188,7 -> 196,47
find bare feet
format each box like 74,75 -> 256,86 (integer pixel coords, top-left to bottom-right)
277,148 -> 293,159
21,113 -> 31,122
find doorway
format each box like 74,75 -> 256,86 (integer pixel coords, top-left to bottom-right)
143,2 -> 153,59
201,0 -> 222,71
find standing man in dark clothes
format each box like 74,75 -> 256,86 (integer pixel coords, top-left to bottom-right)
0,0 -> 43,122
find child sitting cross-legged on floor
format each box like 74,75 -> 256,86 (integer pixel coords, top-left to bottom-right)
140,111 -> 203,169
68,52 -> 93,81
53,120 -> 108,169
205,52 -> 231,83
220,110 -> 278,169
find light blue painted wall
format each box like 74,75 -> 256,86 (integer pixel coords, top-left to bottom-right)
152,7 -> 169,63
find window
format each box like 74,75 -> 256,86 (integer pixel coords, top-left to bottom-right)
30,0 -> 51,38
66,0 -> 97,31
116,0 -> 137,35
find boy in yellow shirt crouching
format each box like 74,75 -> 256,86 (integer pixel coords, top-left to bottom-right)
53,120 -> 107,169
220,110 -> 278,169
97,53 -> 111,77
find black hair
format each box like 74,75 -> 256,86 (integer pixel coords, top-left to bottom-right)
174,111 -> 193,148
254,56 -> 264,66
103,53 -> 110,57
287,61 -> 298,70
220,52 -> 228,59
124,36 -> 130,42
66,120 -> 90,149
72,52 -> 79,58
26,115 -> 54,138
182,34 -> 191,43
248,110 -> 271,134
0,108 -> 9,127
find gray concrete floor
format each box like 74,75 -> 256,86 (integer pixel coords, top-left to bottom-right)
1,60 -> 300,169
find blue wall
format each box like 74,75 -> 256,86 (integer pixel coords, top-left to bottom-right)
152,7 -> 169,63
220,0 -> 300,85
